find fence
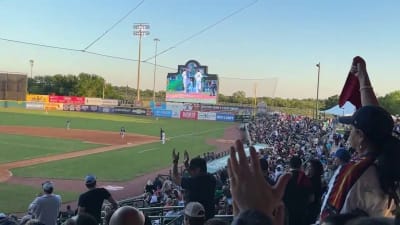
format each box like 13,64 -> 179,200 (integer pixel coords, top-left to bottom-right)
0,72 -> 27,101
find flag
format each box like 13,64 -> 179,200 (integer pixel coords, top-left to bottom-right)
338,57 -> 364,109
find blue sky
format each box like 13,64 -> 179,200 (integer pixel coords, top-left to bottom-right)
0,0 -> 399,98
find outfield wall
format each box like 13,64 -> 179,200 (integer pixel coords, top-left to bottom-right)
1,95 -> 253,122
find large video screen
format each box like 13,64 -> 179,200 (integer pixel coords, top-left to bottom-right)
166,60 -> 218,104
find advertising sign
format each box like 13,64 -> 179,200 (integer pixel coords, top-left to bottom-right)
98,107 -> 114,113
63,104 -> 82,111
180,111 -> 198,120
153,109 -> 172,118
26,94 -> 49,103
80,105 -> 99,112
197,112 -> 217,121
114,107 -> 147,116
101,99 -> 119,106
216,113 -> 235,122
166,60 -> 218,104
85,98 -> 103,106
44,103 -> 63,111
26,102 -> 44,110
49,96 -> 85,104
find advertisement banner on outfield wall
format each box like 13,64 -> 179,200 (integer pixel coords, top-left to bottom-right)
26,102 -> 44,110
98,107 -> 114,113
26,94 -> 49,103
63,104 -> 82,111
44,103 -> 63,111
153,109 -> 172,118
180,111 -> 198,120
85,98 -> 103,106
114,107 -> 147,116
101,99 -> 119,106
50,96 -> 85,104
80,105 -> 99,112
197,112 -> 217,121
150,101 -> 167,110
166,102 -> 184,110
216,113 -> 235,122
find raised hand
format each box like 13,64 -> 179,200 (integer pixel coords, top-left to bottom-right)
172,148 -> 179,163
184,150 -> 190,163
227,139 -> 291,221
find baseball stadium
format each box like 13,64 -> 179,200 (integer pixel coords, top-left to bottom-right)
0,71 -> 249,220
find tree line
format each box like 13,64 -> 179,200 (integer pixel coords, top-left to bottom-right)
28,73 -> 400,115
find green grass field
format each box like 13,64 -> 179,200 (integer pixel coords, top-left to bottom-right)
0,108 -> 233,213
0,134 -> 103,163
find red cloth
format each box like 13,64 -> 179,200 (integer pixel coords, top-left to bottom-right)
338,56 -> 364,109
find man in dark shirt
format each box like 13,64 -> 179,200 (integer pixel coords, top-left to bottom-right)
78,175 -> 118,224
172,149 -> 216,219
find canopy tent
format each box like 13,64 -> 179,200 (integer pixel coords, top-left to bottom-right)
323,101 -> 356,116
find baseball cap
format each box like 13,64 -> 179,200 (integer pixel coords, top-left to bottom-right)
334,148 -> 351,162
339,105 -> 394,144
85,175 -> 97,184
184,202 -> 205,218
42,181 -> 54,192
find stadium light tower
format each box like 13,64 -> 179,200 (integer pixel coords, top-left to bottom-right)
152,38 -> 160,103
133,23 -> 150,103
29,59 -> 34,79
315,62 -> 321,119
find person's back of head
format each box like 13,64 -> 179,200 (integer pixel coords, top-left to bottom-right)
84,175 -> 97,189
189,157 -> 207,175
109,206 -> 145,225
75,213 -> 98,225
184,202 -> 206,225
289,156 -> 302,170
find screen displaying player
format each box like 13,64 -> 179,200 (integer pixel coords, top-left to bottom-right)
166,60 -> 218,104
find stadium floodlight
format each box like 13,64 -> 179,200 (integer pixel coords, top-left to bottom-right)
152,38 -> 160,103
133,23 -> 150,103
315,62 -> 321,119
29,59 -> 34,79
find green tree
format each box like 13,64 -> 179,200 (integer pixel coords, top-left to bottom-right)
75,73 -> 105,97
379,91 -> 400,115
232,91 -> 246,103
324,95 -> 339,110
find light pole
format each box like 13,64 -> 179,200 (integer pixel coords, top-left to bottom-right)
152,38 -> 160,103
133,23 -> 150,104
29,59 -> 34,79
315,62 -> 321,119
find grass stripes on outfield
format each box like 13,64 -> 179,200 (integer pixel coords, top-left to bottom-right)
11,127 -> 226,181
0,108 -> 232,213
0,134 -> 104,163
0,183 -> 77,214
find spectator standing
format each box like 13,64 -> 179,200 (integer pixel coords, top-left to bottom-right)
283,156 -> 312,225
172,150 -> 216,219
28,181 -> 61,225
78,175 -> 118,224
